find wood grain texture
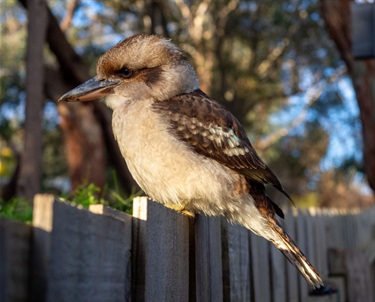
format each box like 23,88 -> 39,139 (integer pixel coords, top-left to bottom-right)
0,218 -> 32,302
195,215 -> 223,302
144,200 -> 190,302
227,223 -> 252,302
33,194 -> 132,302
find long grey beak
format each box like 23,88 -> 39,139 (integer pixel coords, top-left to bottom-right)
58,76 -> 120,102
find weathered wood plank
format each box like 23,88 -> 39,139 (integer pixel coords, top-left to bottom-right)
284,209 -> 299,302
10,194 -> 373,302
31,194 -> 54,301
346,250 -> 373,302
249,232 -> 271,302
305,212 -> 318,275
88,203 -> 132,298
0,218 -> 32,302
89,204 -> 131,222
311,210 -> 328,277
33,194 -> 132,302
270,218 -> 287,302
226,223 -> 251,302
195,215 -> 223,302
329,248 -> 374,302
132,196 -> 148,302
144,200 -> 190,302
295,210 -> 309,299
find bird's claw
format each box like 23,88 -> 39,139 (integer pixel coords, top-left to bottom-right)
164,201 -> 195,218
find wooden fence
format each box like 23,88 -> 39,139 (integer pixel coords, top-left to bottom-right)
1,194 -> 375,302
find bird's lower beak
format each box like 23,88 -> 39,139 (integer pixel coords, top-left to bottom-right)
58,76 -> 120,102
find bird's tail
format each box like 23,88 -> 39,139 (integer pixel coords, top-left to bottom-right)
266,217 -> 324,289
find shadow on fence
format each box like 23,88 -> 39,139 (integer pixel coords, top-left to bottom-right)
1,194 -> 375,302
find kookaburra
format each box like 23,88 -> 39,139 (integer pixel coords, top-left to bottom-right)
59,34 -> 323,288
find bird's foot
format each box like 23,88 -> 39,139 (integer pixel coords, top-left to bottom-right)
164,201 -> 195,218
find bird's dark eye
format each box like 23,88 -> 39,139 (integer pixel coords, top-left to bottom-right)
117,67 -> 133,79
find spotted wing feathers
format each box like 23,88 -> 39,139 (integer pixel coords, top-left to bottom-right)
152,90 -> 291,201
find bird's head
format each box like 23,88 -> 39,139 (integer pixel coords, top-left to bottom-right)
59,34 -> 199,109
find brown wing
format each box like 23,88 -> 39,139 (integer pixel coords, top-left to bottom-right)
152,89 -> 292,202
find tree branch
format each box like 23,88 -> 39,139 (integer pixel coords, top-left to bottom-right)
18,0 -> 137,193
255,66 -> 346,150
60,0 -> 79,32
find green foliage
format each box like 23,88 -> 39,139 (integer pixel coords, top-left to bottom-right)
0,181 -> 140,223
0,197 -> 32,222
106,187 -> 141,215
66,183 -> 104,208
62,181 -> 141,214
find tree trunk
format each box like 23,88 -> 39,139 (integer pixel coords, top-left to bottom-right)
43,67 -> 107,191
18,0 -> 137,193
321,0 -> 375,193
16,0 -> 47,201
58,103 -> 106,190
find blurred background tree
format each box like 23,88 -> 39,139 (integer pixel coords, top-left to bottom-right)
0,0 -> 373,209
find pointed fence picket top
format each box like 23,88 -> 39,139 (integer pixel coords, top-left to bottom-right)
1,194 -> 374,302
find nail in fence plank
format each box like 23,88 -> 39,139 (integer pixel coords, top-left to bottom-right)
144,200 -> 190,302
132,197 -> 148,302
227,223 -> 251,302
195,215 -> 223,302
0,218 -> 32,302
33,194 -> 132,302
249,232 -> 271,302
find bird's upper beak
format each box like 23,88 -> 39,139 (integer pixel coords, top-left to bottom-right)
58,76 -> 120,102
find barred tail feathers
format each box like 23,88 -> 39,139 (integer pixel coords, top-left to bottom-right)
267,217 -> 324,289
